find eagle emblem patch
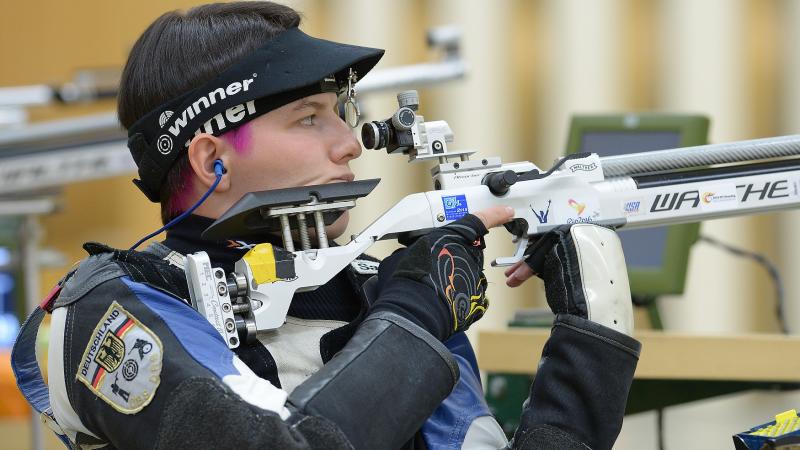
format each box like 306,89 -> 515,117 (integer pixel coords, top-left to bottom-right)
76,301 -> 163,414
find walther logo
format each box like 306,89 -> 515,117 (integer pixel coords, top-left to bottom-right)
569,162 -> 598,172
159,77 -> 256,152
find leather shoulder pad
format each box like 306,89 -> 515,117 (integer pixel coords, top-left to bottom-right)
55,252 -> 125,308
54,242 -> 190,308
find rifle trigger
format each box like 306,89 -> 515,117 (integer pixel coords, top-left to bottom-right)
491,236 -> 529,267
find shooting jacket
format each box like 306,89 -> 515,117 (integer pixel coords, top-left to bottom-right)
13,215 -> 505,450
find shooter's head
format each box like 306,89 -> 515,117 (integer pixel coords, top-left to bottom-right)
119,2 -> 383,239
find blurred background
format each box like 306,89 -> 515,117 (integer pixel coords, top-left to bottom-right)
2,0 -> 800,448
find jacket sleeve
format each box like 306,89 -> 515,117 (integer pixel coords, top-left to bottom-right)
50,274 -> 459,450
422,332 -> 508,450
508,315 -> 641,450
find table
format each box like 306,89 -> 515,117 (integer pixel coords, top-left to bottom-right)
478,328 -> 800,433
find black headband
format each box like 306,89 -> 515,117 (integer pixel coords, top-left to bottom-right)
127,27 -> 384,202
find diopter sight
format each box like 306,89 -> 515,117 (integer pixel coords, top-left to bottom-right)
360,90 -> 473,163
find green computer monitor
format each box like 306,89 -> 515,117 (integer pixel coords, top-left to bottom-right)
565,114 -> 709,297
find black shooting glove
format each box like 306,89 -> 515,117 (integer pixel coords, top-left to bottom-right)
523,223 -> 634,334
523,224 -> 591,319
371,214 -> 490,341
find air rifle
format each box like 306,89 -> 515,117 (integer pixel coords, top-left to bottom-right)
186,90 -> 800,348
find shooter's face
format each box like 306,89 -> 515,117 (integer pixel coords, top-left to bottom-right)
225,92 -> 362,239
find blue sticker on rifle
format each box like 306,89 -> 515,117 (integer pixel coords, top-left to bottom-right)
442,195 -> 469,221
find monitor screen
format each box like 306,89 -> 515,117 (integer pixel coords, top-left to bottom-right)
579,131 -> 682,269
580,131 -> 682,157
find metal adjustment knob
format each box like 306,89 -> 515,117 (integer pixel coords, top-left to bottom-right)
227,273 -> 248,298
392,107 -> 416,131
235,316 -> 257,344
484,170 -> 518,196
397,90 -> 419,111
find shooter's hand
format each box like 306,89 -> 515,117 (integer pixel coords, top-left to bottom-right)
506,224 -> 634,336
372,206 -> 514,341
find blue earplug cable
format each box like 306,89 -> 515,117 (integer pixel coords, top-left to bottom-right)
129,160 -> 225,251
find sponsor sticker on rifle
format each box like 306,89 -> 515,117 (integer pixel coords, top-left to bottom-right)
562,196 -> 601,224
529,199 -> 552,224
699,184 -> 738,211
621,199 -> 643,217
442,194 -> 469,221
76,301 -> 163,414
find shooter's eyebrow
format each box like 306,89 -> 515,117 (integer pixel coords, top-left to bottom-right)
293,99 -> 328,111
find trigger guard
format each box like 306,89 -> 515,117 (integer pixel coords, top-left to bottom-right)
491,236 -> 529,267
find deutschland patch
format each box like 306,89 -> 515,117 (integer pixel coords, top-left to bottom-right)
76,301 -> 163,414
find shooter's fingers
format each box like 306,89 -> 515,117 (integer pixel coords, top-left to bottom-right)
504,261 -> 523,278
472,206 -> 515,230
505,260 -> 535,287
